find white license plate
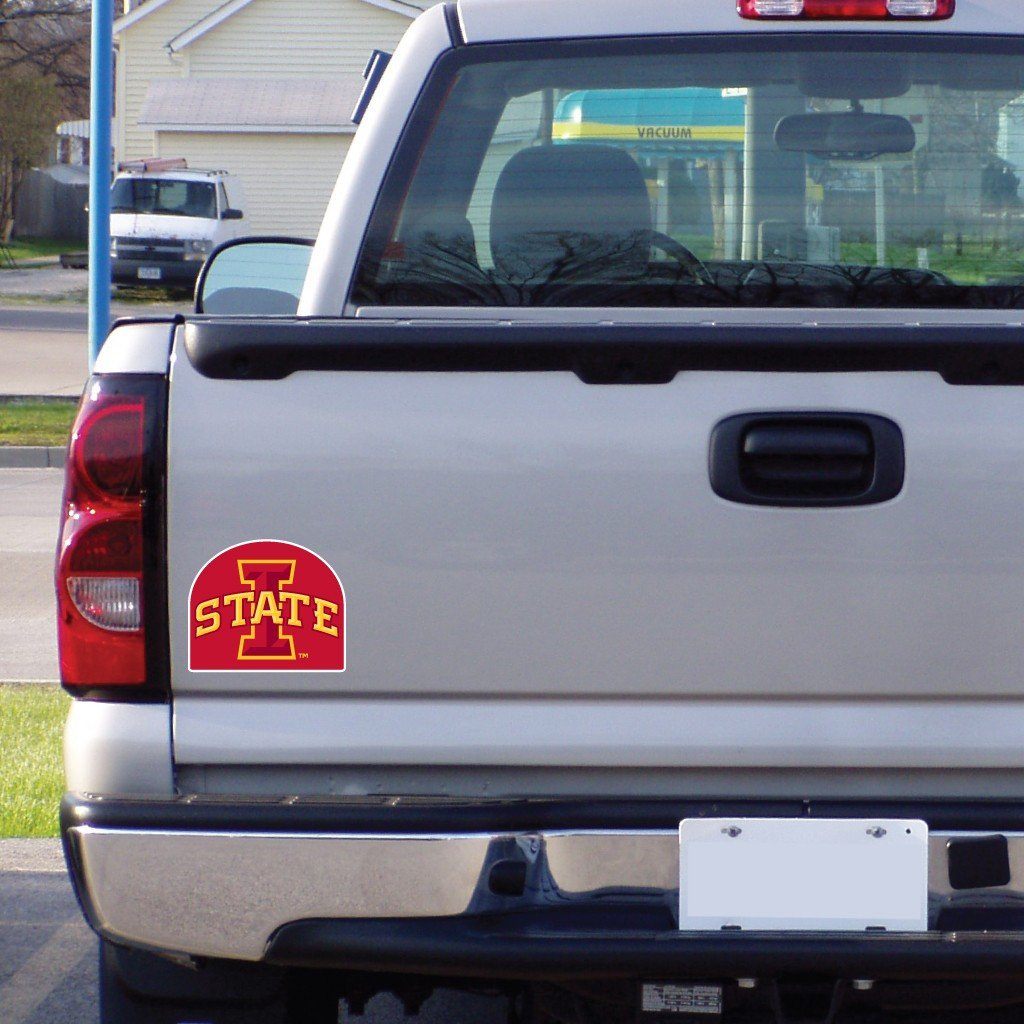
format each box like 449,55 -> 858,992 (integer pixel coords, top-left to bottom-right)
137,267 -> 162,281
679,817 -> 928,932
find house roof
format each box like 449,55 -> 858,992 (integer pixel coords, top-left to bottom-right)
114,0 -> 431,41
166,0 -> 257,52
138,77 -> 364,133
114,0 -> 177,34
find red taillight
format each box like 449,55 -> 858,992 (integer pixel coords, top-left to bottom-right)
739,0 -> 954,17
56,375 -> 167,697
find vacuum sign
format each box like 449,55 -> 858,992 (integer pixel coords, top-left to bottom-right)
188,540 -> 346,672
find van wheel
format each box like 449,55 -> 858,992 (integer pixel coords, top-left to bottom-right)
98,938 -> 295,1024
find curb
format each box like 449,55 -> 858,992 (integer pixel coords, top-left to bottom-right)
0,446 -> 66,469
14,257 -> 61,268
0,395 -> 78,401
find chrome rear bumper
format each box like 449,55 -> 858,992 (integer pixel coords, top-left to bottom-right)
63,795 -> 1024,972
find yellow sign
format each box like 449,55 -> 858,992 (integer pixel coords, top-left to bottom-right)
553,122 -> 745,143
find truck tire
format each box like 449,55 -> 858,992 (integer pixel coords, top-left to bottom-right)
98,938 -> 303,1024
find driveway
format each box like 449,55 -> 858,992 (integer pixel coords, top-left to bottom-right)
0,841 -> 96,1024
0,469 -> 63,682
0,266 -> 88,304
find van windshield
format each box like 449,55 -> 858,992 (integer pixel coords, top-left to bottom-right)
111,178 -> 217,219
351,35 -> 1024,310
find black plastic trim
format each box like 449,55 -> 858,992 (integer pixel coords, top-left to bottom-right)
264,915 -> 1024,981
185,318 -> 1024,385
443,2 -> 465,46
352,49 -> 394,125
948,835 -> 1012,891
60,813 -> 97,929
710,412 -> 905,508
60,793 -> 1024,835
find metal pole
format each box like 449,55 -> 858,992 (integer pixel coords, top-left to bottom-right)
88,0 -> 113,368
724,150 -> 740,261
875,164 -> 887,267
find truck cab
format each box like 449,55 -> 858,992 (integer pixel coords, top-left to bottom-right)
109,158 -> 245,291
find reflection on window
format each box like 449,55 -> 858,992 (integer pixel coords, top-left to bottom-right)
353,42 -> 1024,309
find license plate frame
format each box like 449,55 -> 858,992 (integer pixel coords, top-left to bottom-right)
137,266 -> 162,281
678,817 -> 928,932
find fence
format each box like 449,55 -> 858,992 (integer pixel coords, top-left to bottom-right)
13,165 -> 89,243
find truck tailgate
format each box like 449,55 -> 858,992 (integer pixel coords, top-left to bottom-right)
167,321 -> 1024,779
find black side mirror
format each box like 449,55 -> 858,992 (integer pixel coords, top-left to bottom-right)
221,208 -> 244,221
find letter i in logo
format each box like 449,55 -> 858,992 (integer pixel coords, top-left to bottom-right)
237,560 -> 296,660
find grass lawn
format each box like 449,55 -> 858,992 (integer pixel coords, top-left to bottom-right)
0,399 -> 77,447
0,685 -> 68,838
114,284 -> 184,303
671,231 -> 1024,285
4,237 -> 80,262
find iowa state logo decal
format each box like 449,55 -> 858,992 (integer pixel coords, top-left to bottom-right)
189,540 -> 345,672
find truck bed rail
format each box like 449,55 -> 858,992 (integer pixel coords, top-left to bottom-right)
184,319 -> 1024,385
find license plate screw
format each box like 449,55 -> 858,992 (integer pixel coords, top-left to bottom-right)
722,826 -> 742,837
866,826 -> 887,839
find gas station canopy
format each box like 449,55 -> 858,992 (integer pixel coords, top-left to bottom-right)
553,88 -> 746,158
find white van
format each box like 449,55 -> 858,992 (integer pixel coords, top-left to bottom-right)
109,158 -> 246,290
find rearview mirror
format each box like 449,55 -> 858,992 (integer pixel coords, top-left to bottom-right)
775,112 -> 916,160
195,237 -> 314,315
221,208 -> 244,221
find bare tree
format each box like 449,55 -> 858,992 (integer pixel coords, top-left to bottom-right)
0,1 -> 90,116
0,2 -> 93,240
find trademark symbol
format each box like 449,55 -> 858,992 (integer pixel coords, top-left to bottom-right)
298,652 -> 310,659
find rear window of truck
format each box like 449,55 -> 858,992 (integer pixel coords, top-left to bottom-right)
351,34 -> 1024,310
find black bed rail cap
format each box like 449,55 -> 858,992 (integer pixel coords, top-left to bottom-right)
182,318 -> 1024,386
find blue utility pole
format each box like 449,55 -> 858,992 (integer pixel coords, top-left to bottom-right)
88,0 -> 114,368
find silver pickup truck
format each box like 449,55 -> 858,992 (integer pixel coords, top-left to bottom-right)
58,0 -> 1024,1021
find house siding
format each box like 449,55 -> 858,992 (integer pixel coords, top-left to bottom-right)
116,0 -> 423,232
186,0 -> 413,78
155,130 -> 352,235
118,0 -> 214,163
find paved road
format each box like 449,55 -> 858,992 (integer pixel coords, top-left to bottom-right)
0,308 -> 88,333
0,842 -> 504,1024
0,310 -> 89,397
0,301 -> 186,397
1,304 -> 185,334
0,469 -> 63,682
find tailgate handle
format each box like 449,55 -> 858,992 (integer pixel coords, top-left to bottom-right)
710,413 -> 904,508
